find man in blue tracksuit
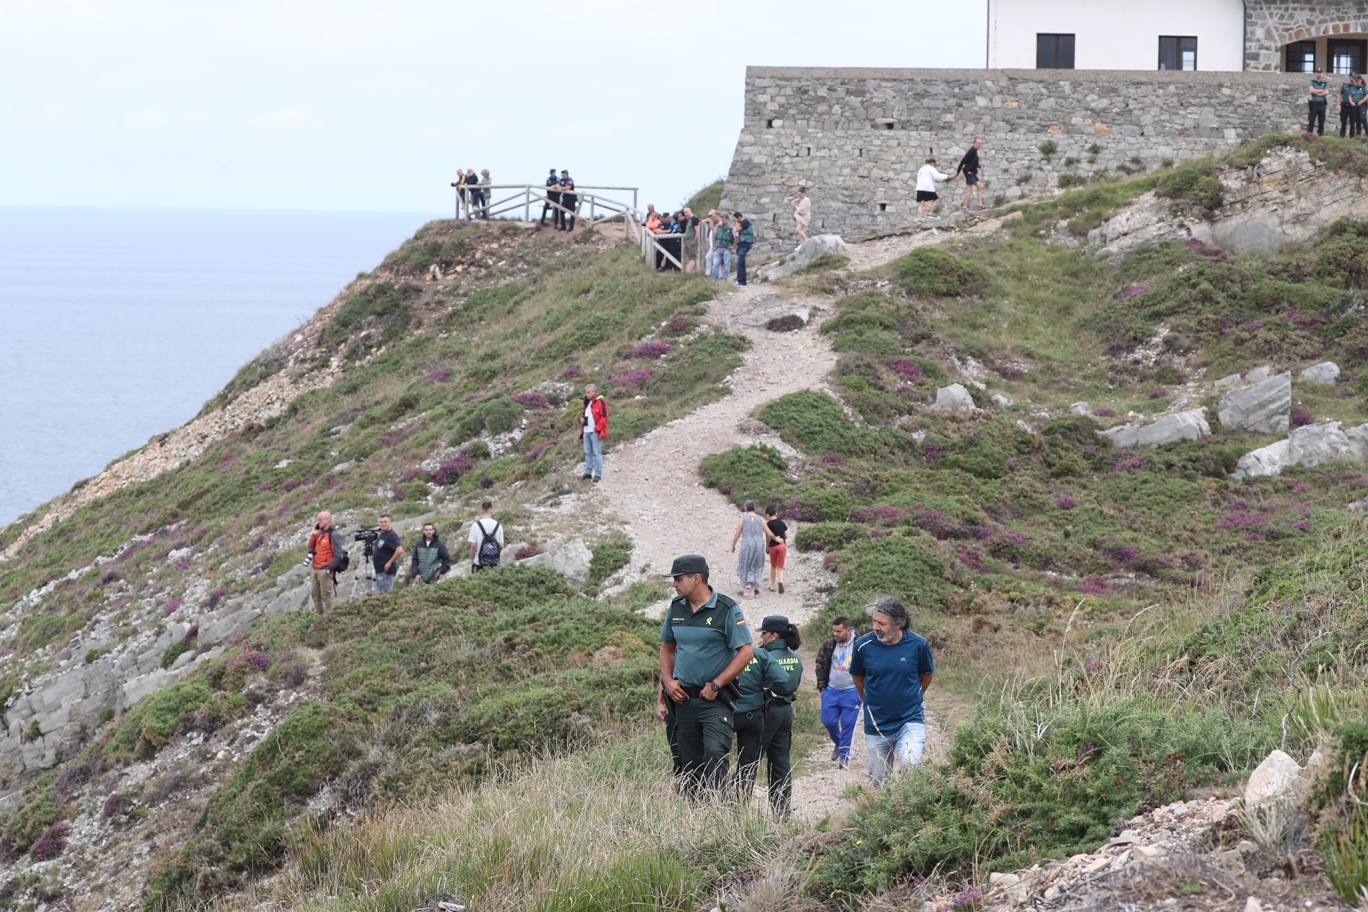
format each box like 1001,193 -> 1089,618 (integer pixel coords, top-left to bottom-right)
815,615 -> 861,768
850,595 -> 935,789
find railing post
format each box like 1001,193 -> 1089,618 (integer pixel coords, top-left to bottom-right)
525,189 -> 530,223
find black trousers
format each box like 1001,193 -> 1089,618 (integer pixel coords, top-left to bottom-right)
1341,105 -> 1353,136
1309,101 -> 1327,135
664,702 -> 682,778
562,194 -> 577,230
734,707 -> 765,799
761,703 -> 795,815
667,696 -> 733,798
1356,108 -> 1367,137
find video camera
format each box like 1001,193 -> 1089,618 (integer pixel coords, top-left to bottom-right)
353,529 -> 381,544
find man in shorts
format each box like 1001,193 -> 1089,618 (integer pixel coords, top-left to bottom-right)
955,138 -> 986,211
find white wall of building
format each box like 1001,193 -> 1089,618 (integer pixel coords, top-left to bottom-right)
987,0 -> 1246,71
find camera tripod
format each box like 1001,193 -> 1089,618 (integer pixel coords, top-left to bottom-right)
348,541 -> 377,599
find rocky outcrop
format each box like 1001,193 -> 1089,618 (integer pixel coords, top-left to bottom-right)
1095,145 -> 1368,259
519,537 -> 593,588
755,235 -> 848,283
1218,372 -> 1291,434
1101,408 -> 1210,449
1232,421 -> 1368,479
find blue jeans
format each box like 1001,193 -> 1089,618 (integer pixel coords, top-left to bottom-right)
583,430 -> 604,479
865,720 -> 926,789
820,687 -> 861,760
736,242 -> 752,285
374,571 -> 396,593
711,247 -> 733,280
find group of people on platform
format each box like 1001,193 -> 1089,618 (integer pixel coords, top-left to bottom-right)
540,168 -> 580,231
454,167 -> 494,220
658,553 -> 935,813
644,205 -> 758,284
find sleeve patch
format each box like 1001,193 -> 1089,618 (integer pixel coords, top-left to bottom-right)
736,617 -> 748,625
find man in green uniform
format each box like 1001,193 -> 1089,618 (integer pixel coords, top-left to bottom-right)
659,554 -> 754,799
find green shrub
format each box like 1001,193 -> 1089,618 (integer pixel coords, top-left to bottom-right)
699,445 -> 789,504
809,697 -> 1271,901
321,281 -> 421,350
836,532 -> 951,610
588,534 -> 633,590
1057,173 -> 1087,189
795,522 -> 863,552
0,789 -> 67,859
758,391 -> 884,457
1156,160 -> 1223,211
892,249 -> 989,298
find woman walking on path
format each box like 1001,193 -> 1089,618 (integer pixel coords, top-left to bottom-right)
765,505 -> 788,594
731,501 -> 769,597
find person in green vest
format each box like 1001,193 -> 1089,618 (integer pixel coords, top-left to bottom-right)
740,615 -> 805,815
659,554 -> 754,799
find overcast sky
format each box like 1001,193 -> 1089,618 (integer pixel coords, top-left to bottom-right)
2,1 -> 984,216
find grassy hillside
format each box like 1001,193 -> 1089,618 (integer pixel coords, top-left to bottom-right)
4,139 -> 1368,911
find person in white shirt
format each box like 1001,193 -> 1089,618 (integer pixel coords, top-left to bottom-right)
469,500 -> 505,571
915,158 -> 951,218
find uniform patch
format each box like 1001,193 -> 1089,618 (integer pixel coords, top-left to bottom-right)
736,617 -> 748,625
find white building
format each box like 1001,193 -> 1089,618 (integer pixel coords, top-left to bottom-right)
985,1 -> 1368,74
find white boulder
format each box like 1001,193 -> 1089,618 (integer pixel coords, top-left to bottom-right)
1232,439 -> 1291,480
519,536 -> 593,588
1101,408 -> 1211,449
1231,421 -> 1368,479
932,384 -> 979,414
1298,361 -> 1341,386
1244,750 -> 1305,810
755,234 -> 848,282
1218,372 -> 1291,434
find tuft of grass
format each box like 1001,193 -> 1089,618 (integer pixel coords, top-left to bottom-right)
892,249 -> 989,298
684,179 -> 724,215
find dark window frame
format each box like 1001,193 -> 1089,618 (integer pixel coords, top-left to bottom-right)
1158,35 -> 1198,71
1329,38 -> 1367,76
1285,40 -> 1318,73
1036,33 -> 1076,70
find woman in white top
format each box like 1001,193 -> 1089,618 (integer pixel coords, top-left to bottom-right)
915,158 -> 951,218
792,188 -> 812,244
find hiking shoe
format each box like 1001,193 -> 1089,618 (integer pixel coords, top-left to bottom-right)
778,582 -> 784,594
592,476 -> 602,483
581,474 -> 592,480
838,757 -> 849,769
831,747 -> 840,761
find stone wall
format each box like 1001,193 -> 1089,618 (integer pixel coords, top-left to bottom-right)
1245,1 -> 1368,71
722,67 -> 1310,254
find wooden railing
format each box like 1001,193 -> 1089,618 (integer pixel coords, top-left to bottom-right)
448,182 -> 639,227
624,209 -> 688,271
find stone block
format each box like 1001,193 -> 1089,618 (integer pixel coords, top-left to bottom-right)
1101,409 -> 1210,449
1298,361 -> 1340,385
1218,373 -> 1291,434
932,384 -> 979,414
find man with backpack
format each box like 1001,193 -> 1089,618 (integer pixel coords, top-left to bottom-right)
409,523 -> 452,584
734,211 -> 755,286
469,500 -> 504,572
580,383 -> 609,482
306,510 -> 347,614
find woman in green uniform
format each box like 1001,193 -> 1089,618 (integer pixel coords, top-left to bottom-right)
734,615 -> 804,814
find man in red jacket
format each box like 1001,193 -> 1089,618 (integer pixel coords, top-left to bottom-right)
580,383 -> 609,482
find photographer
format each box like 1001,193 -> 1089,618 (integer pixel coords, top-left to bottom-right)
306,511 -> 346,615
372,514 -> 404,592
409,522 -> 451,585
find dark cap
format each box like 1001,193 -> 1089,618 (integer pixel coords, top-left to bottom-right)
760,615 -> 791,633
665,554 -> 709,577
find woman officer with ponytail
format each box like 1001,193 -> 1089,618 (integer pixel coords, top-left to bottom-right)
754,615 -> 804,815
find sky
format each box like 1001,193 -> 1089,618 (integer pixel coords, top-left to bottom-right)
1,0 -> 984,217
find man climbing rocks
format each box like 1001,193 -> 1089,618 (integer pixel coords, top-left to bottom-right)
306,511 -> 346,614
851,595 -> 935,789
659,554 -> 754,799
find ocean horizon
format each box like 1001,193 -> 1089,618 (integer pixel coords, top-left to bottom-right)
0,205 -> 432,527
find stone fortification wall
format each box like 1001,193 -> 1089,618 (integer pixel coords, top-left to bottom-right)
722,67 -> 1309,253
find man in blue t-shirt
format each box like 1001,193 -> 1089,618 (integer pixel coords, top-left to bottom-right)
849,595 -> 935,789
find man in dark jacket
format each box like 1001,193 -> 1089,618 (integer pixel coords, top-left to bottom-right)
307,510 -> 346,614
815,615 -> 861,767
955,138 -> 985,211
409,523 -> 452,584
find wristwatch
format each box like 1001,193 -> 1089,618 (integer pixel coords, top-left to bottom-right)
705,680 -> 721,695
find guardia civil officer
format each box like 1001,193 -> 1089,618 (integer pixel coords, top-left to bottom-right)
559,169 -> 577,231
540,168 -> 561,227
735,615 -> 804,814
659,554 -> 754,799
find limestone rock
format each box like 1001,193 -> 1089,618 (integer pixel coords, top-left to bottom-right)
1213,373 -> 1243,391
932,384 -> 979,414
519,536 -> 593,587
1289,421 -> 1368,468
990,393 -> 1014,408
1298,361 -> 1340,386
1245,749 -> 1304,810
1218,372 -> 1290,434
1232,439 -> 1291,480
1349,496 -> 1368,513
755,235 -> 848,282
1069,401 -> 1091,416
1101,408 -> 1210,449
1244,365 -> 1273,384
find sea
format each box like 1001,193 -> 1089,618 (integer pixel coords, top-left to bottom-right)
0,207 -> 431,527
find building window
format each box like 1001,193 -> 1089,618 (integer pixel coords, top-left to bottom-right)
1330,39 -> 1367,75
1286,40 -> 1317,73
1158,36 -> 1198,71
1036,33 -> 1075,69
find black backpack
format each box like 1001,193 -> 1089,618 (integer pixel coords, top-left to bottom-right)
476,520 -> 502,567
